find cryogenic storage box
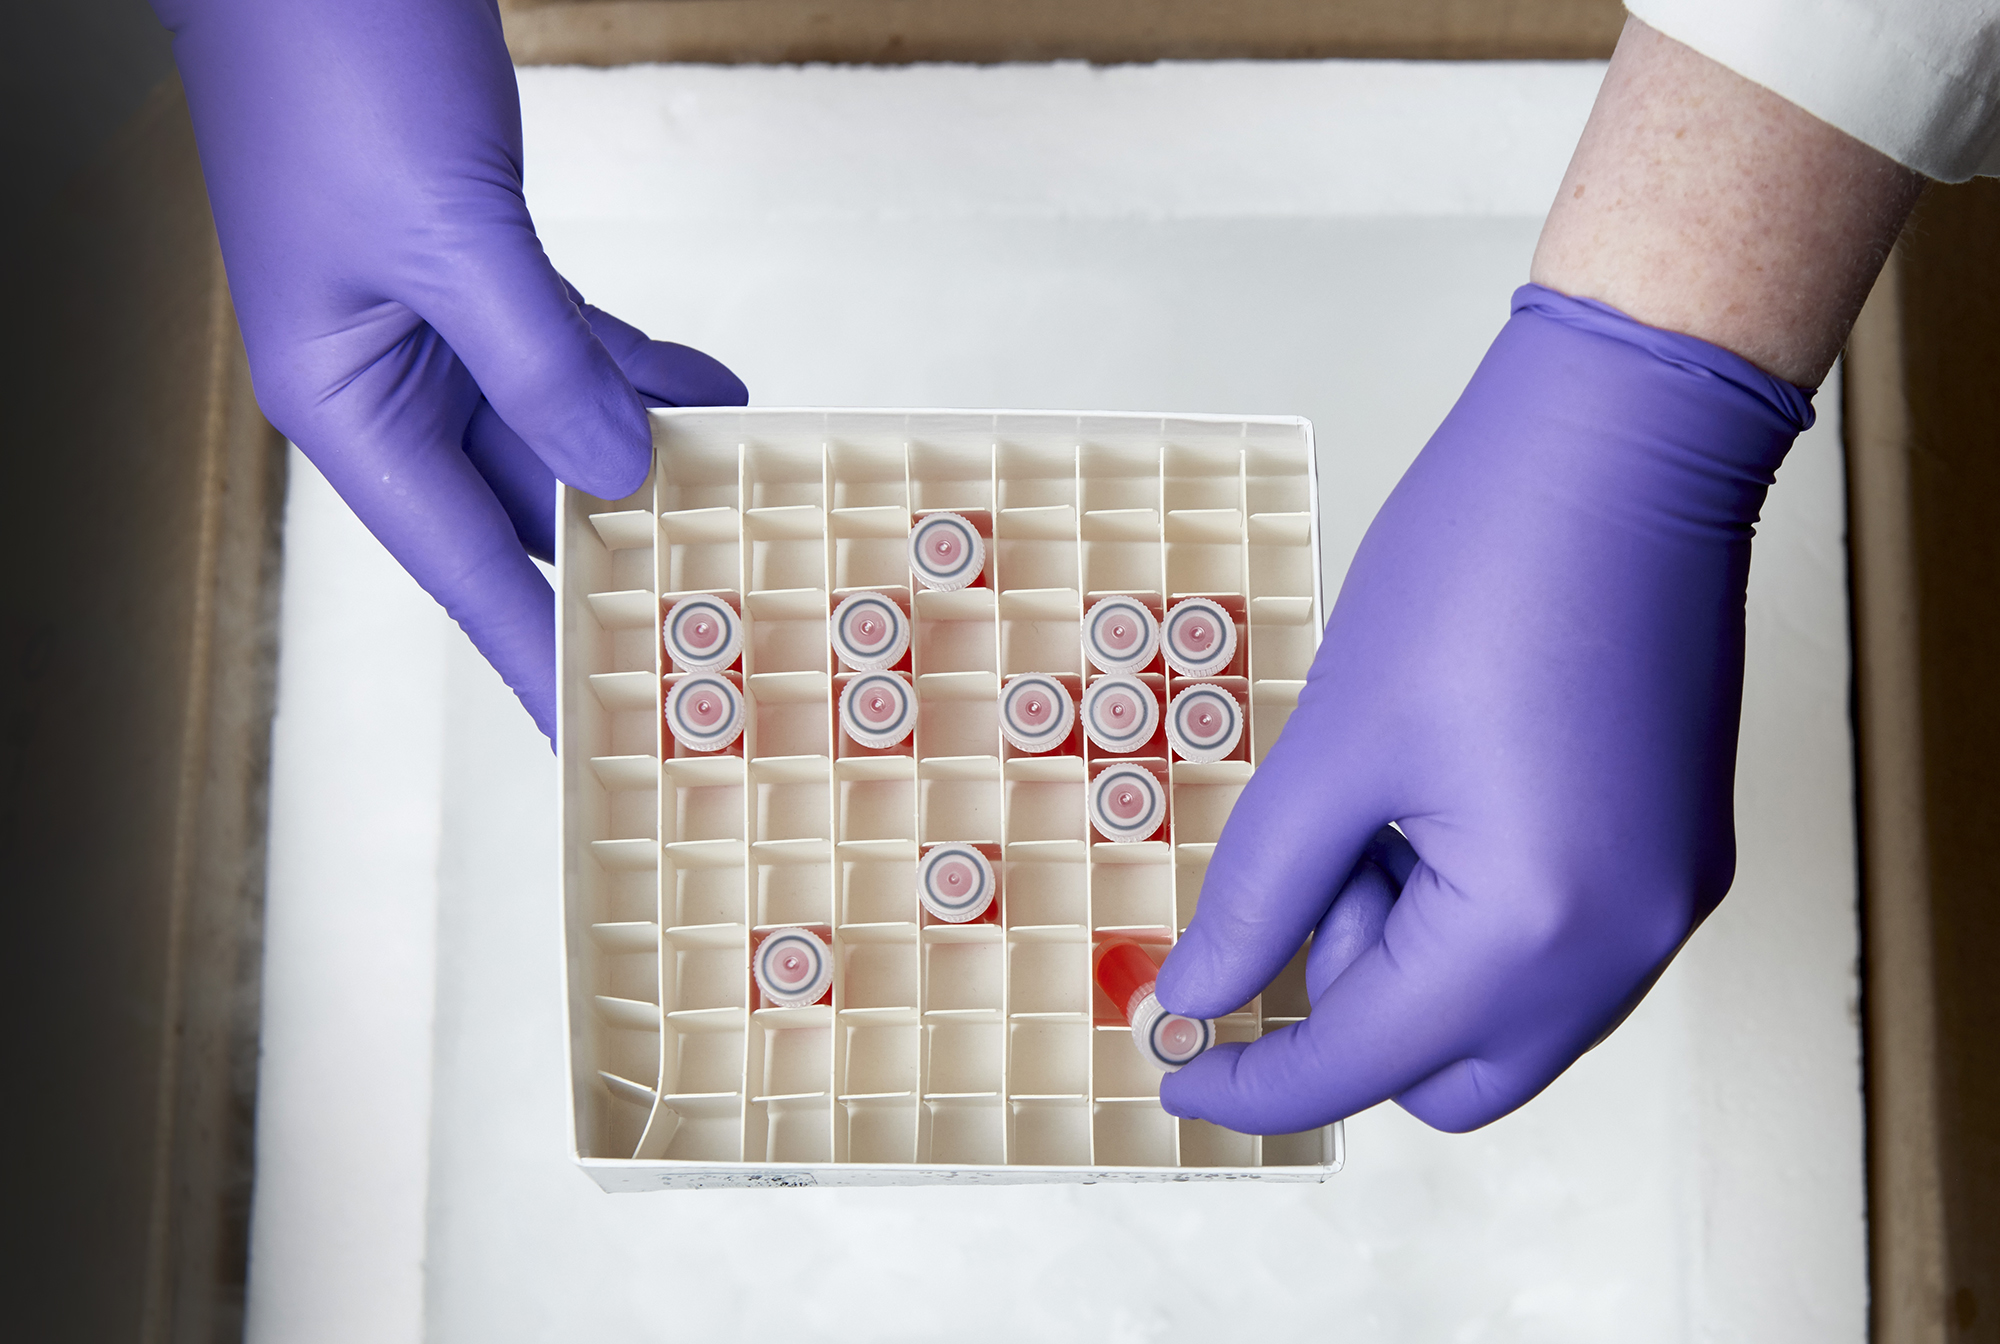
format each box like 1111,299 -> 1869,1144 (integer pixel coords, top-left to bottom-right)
557,409 -> 1337,1189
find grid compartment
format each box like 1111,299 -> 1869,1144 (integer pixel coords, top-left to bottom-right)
560,409 -> 1338,1186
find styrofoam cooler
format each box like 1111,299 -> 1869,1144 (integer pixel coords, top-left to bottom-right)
557,409 -> 1337,1189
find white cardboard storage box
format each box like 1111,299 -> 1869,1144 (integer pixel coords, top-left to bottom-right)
557,409 -> 1338,1189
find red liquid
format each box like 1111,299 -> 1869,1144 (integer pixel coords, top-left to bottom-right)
1095,940 -> 1163,1025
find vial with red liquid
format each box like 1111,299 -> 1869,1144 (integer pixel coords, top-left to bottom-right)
917,843 -> 1000,924
908,511 -> 986,591
830,590 -> 911,671
1161,597 -> 1237,678
1094,939 -> 1214,1071
839,671 -> 916,752
1083,595 -> 1160,675
998,673 -> 1076,755
663,672 -> 745,755
1081,674 -> 1161,755
753,927 -> 834,1008
1087,762 -> 1168,844
1164,683 -> 1245,763
662,593 -> 743,672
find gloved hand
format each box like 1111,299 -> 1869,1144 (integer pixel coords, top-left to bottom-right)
1157,285 -> 1814,1133
153,0 -> 747,741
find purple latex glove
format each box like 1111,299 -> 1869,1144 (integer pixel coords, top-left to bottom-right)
153,0 -> 747,741
1157,285 -> 1814,1134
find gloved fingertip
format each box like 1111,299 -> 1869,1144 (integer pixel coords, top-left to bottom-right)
1158,1041 -> 1248,1120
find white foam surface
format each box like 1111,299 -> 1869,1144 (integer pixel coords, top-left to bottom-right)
248,61 -> 1865,1342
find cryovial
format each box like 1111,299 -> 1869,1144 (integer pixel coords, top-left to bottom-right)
1161,597 -> 1237,678
917,843 -> 999,924
664,672 -> 745,754
999,673 -> 1076,754
1081,674 -> 1160,755
753,926 -> 834,1008
830,590 -> 911,671
662,593 -> 743,672
839,671 -> 917,751
1165,683 -> 1245,763
1088,762 -> 1167,843
1083,595 -> 1160,675
1095,939 -> 1215,1071
908,510 -> 986,591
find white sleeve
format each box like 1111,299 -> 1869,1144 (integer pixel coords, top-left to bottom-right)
1627,0 -> 2000,181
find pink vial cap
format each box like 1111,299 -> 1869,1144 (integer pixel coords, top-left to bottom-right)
663,595 -> 742,671
1162,598 -> 1236,678
839,672 -> 915,750
1165,684 -> 1244,764
1088,765 -> 1166,843
830,591 -> 910,671
664,674 -> 745,753
918,844 -> 996,923
754,928 -> 833,1007
999,674 -> 1075,754
1083,596 -> 1160,675
908,512 -> 985,591
1081,675 -> 1160,754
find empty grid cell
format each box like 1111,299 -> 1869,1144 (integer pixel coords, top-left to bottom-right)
745,445 -> 822,509
1000,615 -> 1082,675
591,865 -> 658,926
1091,860 -> 1174,930
1005,781 -> 1086,844
594,1025 -> 659,1094
667,943 -> 747,1012
997,535 -> 1080,591
667,1026 -> 745,1095
835,535 -> 910,590
840,778 -> 916,842
839,939 -> 918,1009
1244,464 -> 1312,516
909,438 -> 994,513
844,1098 -> 917,1163
842,861 -> 917,925
764,1098 -> 834,1163
1010,1100 -> 1091,1165
750,617 -> 830,675
1008,1020 -> 1089,1094
1008,939 -> 1089,1014
750,699 -> 831,758
662,1101 -> 743,1164
760,1023 -> 833,1097
926,1020 -> 1003,1093
1166,541 -> 1245,596
1002,860 -> 1087,926
828,438 -> 908,509
656,440 -> 740,511
1179,1118 -> 1257,1167
1248,542 -> 1315,599
920,778 -> 1002,844
754,780 -> 831,844
1093,1026 -> 1163,1099
665,542 -> 738,594
600,783 -> 657,843
756,863 -> 832,926
672,784 -> 744,844
915,617 -> 998,675
1249,619 -> 1316,683
601,707 -> 657,758
1171,781 -> 1246,846
1261,1128 -> 1331,1167
1093,1102 -> 1177,1167
671,867 -> 745,927
842,1024 -> 919,1094
751,538 -> 826,591
1083,542 -> 1162,595
917,696 -> 998,759
926,1099 -> 1004,1164
925,939 -> 1003,1012
594,947 -> 657,1004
